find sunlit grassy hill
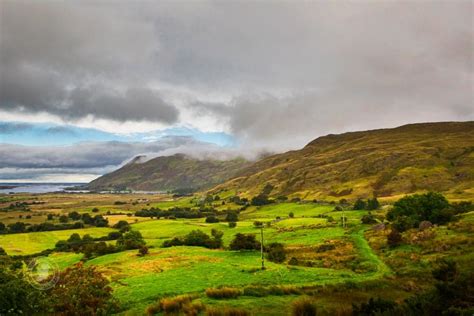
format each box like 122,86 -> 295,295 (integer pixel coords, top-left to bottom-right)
212,122 -> 474,201
87,153 -> 250,192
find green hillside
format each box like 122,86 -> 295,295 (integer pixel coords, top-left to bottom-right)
212,122 -> 474,201
87,154 -> 250,192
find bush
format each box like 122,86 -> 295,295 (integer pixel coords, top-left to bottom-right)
361,212 -> 377,224
229,233 -> 261,251
162,229 -> 223,249
113,220 -> 130,230
138,246 -> 149,256
46,263 -> 116,315
205,287 -> 241,299
205,215 -> 219,223
367,197 -> 380,210
289,212 -> 294,218
353,198 -> 366,210
117,230 -> 146,250
225,211 -> 238,222
266,242 -> 286,263
387,192 -> 453,230
206,306 -> 249,316
288,257 -> 299,265
228,222 -> 237,228
0,269 -> 48,315
352,297 -> 396,315
251,194 -> 271,206
387,229 -> 402,247
291,297 -> 317,316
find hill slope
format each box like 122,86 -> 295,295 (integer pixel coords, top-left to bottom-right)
87,154 -> 250,192
212,122 -> 474,200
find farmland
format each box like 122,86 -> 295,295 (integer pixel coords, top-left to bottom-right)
1,192 -> 473,315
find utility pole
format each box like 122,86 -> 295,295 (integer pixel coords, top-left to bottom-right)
342,209 -> 346,228
260,226 -> 265,270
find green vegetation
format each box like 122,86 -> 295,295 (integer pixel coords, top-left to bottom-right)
0,188 -> 473,315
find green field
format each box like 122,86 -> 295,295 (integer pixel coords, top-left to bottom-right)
1,193 -> 473,315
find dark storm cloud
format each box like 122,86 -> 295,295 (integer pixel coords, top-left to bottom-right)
0,0 -> 472,151
0,1 -> 178,124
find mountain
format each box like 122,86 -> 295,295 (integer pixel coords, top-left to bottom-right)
211,122 -> 474,201
87,154 -> 250,192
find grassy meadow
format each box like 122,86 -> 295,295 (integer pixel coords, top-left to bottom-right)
1,192 -> 473,315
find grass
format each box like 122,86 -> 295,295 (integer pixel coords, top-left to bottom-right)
3,193 -> 473,315
0,227 -> 113,255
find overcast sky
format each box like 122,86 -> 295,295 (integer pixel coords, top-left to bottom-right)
0,0 -> 472,182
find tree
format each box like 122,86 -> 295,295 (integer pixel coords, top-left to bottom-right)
113,220 -> 130,231
228,222 -> 237,228
251,194 -> 271,206
0,247 -> 6,256
225,211 -> 238,222
387,192 -> 453,230
68,211 -> 81,220
59,215 -> 69,223
266,242 -> 286,263
387,229 -> 402,247
0,222 -> 6,233
353,198 -> 367,210
229,233 -> 261,251
46,263 -> 116,315
0,269 -> 48,315
8,222 -> 26,233
205,215 -> 219,223
367,197 -> 380,210
117,230 -> 146,250
288,212 -> 294,218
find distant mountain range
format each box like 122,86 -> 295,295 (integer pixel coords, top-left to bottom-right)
88,122 -> 474,200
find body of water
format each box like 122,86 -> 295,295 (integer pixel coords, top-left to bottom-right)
0,183 -> 86,194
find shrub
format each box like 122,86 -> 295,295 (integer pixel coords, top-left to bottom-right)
113,220 -> 130,230
225,211 -> 238,222
266,242 -> 286,263
291,297 -> 317,316
361,212 -> 377,224
206,306 -> 249,316
367,197 -> 380,210
251,194 -> 271,206
228,221 -> 237,228
138,246 -> 149,256
205,287 -> 241,299
288,257 -> 299,265
289,212 -> 294,218
205,215 -> 219,223
162,229 -> 223,249
387,229 -> 402,247
387,192 -> 453,230
148,294 -> 199,315
92,207 -> 99,213
0,269 -> 48,314
229,233 -> 261,251
353,198 -> 366,210
68,211 -> 81,220
46,263 -> 116,315
117,230 -> 146,250
352,297 -> 396,315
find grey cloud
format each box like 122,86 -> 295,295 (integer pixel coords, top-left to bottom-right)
0,0 -> 472,151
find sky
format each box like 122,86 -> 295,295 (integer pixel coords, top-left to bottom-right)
0,0 -> 473,183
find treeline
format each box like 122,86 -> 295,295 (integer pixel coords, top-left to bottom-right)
0,212 -> 109,234
386,192 -> 472,232
135,206 -> 218,219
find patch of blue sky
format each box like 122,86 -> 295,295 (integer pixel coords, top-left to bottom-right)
0,121 -> 235,147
